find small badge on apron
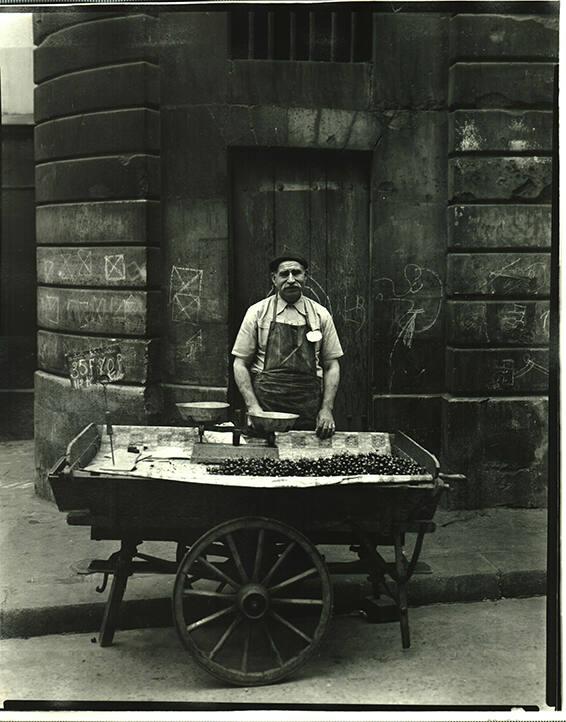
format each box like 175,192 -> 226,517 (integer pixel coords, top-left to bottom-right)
306,329 -> 322,343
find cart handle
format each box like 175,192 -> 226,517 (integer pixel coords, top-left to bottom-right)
438,472 -> 466,482
438,472 -> 466,490
48,455 -> 69,477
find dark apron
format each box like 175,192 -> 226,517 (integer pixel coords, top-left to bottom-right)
253,296 -> 322,428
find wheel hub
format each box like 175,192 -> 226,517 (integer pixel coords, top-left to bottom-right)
237,583 -> 269,619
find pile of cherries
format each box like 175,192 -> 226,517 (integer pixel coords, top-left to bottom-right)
207,452 -> 426,477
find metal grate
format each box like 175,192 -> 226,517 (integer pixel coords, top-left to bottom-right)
230,8 -> 373,62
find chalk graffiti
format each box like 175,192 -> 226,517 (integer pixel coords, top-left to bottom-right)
41,251 -> 146,285
184,329 -> 203,362
500,303 -> 527,333
481,259 -> 546,294
490,354 -> 549,390
57,250 -> 93,281
78,250 -> 92,277
124,294 -> 143,332
44,295 -> 60,325
340,294 -> 366,333
43,260 -> 55,283
462,308 -> 490,343
90,298 -> 106,327
375,264 -> 443,391
37,335 -> 50,366
540,309 -> 550,333
376,264 -> 443,347
111,298 -> 126,323
124,294 -> 139,316
105,254 -> 126,281
59,254 -> 75,281
170,266 -> 203,323
127,260 -> 146,282
305,275 -> 334,315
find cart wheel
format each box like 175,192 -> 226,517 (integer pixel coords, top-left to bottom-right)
173,517 -> 333,686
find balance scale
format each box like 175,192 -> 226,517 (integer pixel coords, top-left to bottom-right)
175,401 -> 298,464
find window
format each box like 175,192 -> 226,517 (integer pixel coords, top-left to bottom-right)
230,8 -> 373,62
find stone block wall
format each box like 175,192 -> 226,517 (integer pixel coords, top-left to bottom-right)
33,12 -> 162,497
444,13 -> 556,507
31,8 -> 558,508
371,13 -> 449,455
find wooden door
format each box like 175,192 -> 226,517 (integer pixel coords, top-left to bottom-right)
230,148 -> 370,430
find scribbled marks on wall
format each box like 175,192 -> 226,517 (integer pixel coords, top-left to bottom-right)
170,266 -> 203,323
490,353 -> 549,391
339,294 -> 366,334
38,249 -> 147,285
540,309 -> 550,334
105,254 -> 126,281
43,259 -> 55,282
58,250 -> 93,281
44,295 -> 60,325
500,303 -> 527,333
304,274 -> 334,315
184,330 -> 203,362
481,257 -> 546,295
375,264 -> 443,390
127,260 -> 145,282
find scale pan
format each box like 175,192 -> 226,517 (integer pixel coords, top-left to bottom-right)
176,401 -> 230,423
248,411 -> 299,433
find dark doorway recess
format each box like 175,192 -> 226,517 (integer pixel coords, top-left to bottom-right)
230,147 -> 371,431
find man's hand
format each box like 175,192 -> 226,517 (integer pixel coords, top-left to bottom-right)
316,407 -> 335,439
246,403 -> 264,429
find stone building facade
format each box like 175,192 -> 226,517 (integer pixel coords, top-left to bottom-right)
32,5 -> 557,507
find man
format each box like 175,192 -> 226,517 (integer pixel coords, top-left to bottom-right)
232,253 -> 343,439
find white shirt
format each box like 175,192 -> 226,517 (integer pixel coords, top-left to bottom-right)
231,294 -> 344,377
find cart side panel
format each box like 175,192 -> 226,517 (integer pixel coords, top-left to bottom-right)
392,431 -> 440,477
66,423 -> 101,470
49,471 -> 115,519
90,478 -> 443,542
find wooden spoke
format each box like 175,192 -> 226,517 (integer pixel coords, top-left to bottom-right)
173,517 -> 333,686
186,604 -> 236,633
263,620 -> 284,667
268,567 -> 318,594
271,597 -> 324,606
183,589 -> 236,601
252,528 -> 265,582
224,533 -> 249,583
270,610 -> 313,644
241,624 -> 251,673
261,541 -> 296,586
196,556 -> 239,590
209,615 -> 243,660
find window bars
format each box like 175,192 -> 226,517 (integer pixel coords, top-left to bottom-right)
231,9 -> 373,62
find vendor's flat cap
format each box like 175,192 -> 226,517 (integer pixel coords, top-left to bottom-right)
269,253 -> 309,272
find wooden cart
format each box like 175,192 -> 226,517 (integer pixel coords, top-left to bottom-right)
49,424 -> 454,686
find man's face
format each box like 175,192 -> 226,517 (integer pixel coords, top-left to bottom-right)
272,261 -> 306,304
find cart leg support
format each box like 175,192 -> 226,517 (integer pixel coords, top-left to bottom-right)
394,532 -> 410,649
350,524 -> 414,650
99,539 -> 138,647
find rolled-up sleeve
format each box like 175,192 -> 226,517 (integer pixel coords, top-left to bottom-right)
320,311 -> 344,363
231,307 -> 258,363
